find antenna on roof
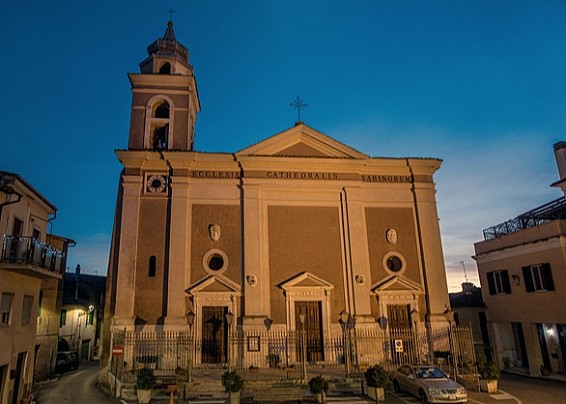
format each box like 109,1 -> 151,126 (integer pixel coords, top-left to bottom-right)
459,260 -> 469,283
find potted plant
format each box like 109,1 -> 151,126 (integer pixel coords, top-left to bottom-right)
136,367 -> 156,403
476,359 -> 499,393
309,375 -> 329,403
364,364 -> 390,402
540,364 -> 551,376
222,370 -> 244,404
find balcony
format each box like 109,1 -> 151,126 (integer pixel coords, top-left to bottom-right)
1,235 -> 66,278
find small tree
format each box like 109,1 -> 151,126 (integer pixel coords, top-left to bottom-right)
477,359 -> 500,380
222,370 -> 244,393
308,375 -> 329,394
364,364 -> 391,388
136,367 -> 156,390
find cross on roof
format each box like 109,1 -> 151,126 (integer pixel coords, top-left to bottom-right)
290,96 -> 308,123
168,8 -> 175,22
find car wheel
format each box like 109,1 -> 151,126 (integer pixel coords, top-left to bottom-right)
393,380 -> 402,393
419,389 -> 429,404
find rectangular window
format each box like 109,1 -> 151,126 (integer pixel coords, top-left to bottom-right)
1,293 -> 14,325
87,311 -> 94,325
60,309 -> 67,327
486,270 -> 511,295
522,263 -> 554,292
21,295 -> 34,325
37,290 -> 43,317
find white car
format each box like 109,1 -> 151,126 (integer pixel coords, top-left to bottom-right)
392,364 -> 468,403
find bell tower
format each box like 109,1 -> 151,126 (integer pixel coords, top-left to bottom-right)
127,21 -> 200,151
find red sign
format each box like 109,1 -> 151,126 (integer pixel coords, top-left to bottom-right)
112,344 -> 124,357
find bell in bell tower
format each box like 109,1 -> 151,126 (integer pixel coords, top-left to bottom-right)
127,20 -> 200,151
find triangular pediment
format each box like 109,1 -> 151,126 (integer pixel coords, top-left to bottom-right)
371,275 -> 424,294
278,271 -> 334,291
186,274 -> 241,296
236,124 -> 368,159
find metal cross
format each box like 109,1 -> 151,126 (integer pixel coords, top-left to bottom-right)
290,96 -> 308,123
168,8 -> 175,22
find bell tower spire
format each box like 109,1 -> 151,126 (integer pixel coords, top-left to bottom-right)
127,20 -> 200,151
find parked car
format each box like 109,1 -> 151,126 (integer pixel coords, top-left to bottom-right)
55,351 -> 80,373
392,364 -> 468,403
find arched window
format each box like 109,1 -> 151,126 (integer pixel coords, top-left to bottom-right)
149,256 -> 156,277
154,102 -> 170,119
159,62 -> 171,74
152,125 -> 168,150
145,96 -> 173,150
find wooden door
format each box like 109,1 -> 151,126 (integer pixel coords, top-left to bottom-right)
295,301 -> 324,362
387,304 -> 411,329
201,306 -> 228,364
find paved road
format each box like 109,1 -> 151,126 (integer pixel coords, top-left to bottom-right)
37,361 -> 116,403
35,363 -> 566,404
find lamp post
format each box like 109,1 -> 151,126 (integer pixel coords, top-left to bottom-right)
225,311 -> 234,371
187,311 -> 195,385
298,312 -> 307,380
340,311 -> 352,378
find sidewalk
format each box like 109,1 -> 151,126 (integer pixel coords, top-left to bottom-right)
144,383 -> 516,403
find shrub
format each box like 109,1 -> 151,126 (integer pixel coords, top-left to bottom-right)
364,364 -> 391,388
222,370 -> 244,392
477,359 -> 500,380
308,375 -> 329,394
136,367 -> 156,390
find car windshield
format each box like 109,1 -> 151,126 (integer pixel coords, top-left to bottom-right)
415,367 -> 446,379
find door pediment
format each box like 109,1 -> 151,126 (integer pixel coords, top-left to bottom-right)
278,271 -> 334,292
236,123 -> 368,159
371,275 -> 424,295
186,274 -> 241,296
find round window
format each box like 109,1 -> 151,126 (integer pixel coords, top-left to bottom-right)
386,256 -> 403,272
382,252 -> 406,274
208,254 -> 224,271
202,249 -> 229,274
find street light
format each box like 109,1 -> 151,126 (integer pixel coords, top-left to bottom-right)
340,311 -> 352,378
187,311 -> 195,385
298,312 -> 307,380
225,311 -> 234,371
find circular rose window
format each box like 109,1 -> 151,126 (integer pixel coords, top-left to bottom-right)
203,249 -> 229,273
382,252 -> 406,274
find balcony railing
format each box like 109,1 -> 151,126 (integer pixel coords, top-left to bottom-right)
1,235 -> 66,274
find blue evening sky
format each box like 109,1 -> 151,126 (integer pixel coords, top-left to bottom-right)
2,1 -> 566,291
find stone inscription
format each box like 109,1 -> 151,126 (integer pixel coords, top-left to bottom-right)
191,171 -> 240,179
361,175 -> 411,183
266,171 -> 338,180
189,170 -> 412,183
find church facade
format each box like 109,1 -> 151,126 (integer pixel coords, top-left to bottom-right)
103,22 -> 452,372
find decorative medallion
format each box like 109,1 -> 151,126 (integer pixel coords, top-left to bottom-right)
386,228 -> 398,244
246,275 -> 258,287
209,224 -> 221,241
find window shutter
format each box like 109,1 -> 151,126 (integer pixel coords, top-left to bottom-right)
487,272 -> 496,295
522,266 -> 534,292
502,270 -> 511,294
541,263 -> 555,291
